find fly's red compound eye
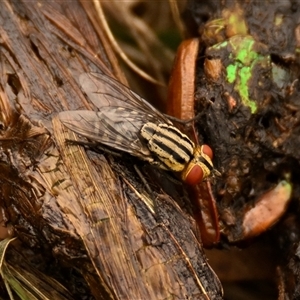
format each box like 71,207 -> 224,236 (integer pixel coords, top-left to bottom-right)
202,145 -> 213,160
182,164 -> 204,186
182,145 -> 214,185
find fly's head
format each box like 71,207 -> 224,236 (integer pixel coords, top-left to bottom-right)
181,145 -> 214,185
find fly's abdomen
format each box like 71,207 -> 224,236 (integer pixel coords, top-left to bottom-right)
140,122 -> 194,172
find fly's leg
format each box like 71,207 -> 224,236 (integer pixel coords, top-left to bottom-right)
133,164 -> 164,223
133,165 -> 152,195
164,111 -> 205,125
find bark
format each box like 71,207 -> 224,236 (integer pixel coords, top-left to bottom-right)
0,1 -> 223,299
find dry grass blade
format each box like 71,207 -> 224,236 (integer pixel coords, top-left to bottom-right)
168,0 -> 186,37
0,239 -> 73,300
94,0 -> 176,85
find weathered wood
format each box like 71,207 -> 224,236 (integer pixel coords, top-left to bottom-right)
0,1 -> 223,299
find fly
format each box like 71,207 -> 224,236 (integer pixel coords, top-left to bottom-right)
58,72 -> 216,185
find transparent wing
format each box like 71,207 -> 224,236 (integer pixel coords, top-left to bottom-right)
59,73 -> 171,160
59,109 -> 152,159
79,72 -> 171,124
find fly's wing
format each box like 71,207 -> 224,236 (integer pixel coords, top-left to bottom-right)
79,73 -> 171,125
58,73 -> 170,161
59,109 -> 152,160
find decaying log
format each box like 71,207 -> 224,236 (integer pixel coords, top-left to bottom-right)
0,1 -> 223,299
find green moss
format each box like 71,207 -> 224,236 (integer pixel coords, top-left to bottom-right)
226,64 -> 237,83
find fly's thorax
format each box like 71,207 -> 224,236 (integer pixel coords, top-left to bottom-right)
181,145 -> 214,185
140,122 -> 195,172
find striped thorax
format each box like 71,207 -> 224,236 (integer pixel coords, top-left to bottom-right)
140,122 -> 214,184
140,122 -> 194,171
